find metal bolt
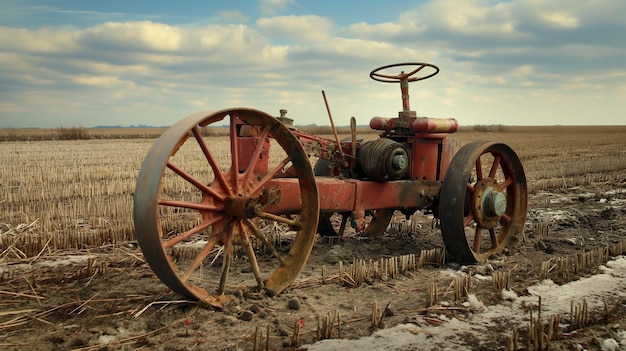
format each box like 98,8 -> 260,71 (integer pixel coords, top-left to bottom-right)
486,191 -> 507,217
392,154 -> 408,170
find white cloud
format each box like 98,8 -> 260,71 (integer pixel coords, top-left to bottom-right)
0,101 -> 24,112
423,0 -> 490,29
342,0 -> 625,97
259,0 -> 296,16
0,21 -> 291,127
398,0 -> 523,37
512,65 -> 534,76
324,38 -> 417,58
69,60 -> 153,76
73,75 -> 137,89
1,0 -> 625,127
76,21 -> 273,61
348,0 -> 625,53
0,26 -> 78,53
540,12 -> 579,28
80,21 -> 183,51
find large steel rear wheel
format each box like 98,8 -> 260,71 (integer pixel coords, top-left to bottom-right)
133,108 -> 319,306
439,141 -> 527,263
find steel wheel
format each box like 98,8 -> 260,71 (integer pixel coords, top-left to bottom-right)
314,159 -> 393,237
133,108 -> 319,305
439,141 -> 527,263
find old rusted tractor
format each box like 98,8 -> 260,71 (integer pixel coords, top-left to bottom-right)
133,62 -> 528,304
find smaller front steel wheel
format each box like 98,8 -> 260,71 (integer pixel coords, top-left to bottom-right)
439,141 -> 527,263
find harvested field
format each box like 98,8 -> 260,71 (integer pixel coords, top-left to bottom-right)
1,125 -> 626,350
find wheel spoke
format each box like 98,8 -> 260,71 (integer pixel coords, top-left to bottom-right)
467,183 -> 475,193
489,228 -> 498,249
248,156 -> 291,196
158,198 -> 222,212
240,125 -> 270,194
181,233 -> 221,282
217,237 -> 233,295
499,178 -> 513,191
489,155 -> 501,178
257,212 -> 302,228
244,219 -> 286,266
472,226 -> 482,252
191,126 -> 234,197
167,162 -> 225,202
406,65 -> 426,76
163,218 -> 219,249
500,213 -> 512,224
475,157 -> 483,181
497,219 -> 510,243
240,222 -> 265,290
229,114 -> 239,195
371,72 -> 396,80
463,213 -> 474,228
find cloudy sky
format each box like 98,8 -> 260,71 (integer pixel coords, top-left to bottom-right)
0,0 -> 624,128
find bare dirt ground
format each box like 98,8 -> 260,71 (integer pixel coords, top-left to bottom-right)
2,177 -> 626,351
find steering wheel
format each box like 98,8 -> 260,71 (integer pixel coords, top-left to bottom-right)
370,62 -> 439,83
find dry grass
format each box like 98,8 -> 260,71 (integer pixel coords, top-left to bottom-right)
1,125 -> 625,258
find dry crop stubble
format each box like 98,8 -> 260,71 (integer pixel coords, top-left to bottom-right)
1,125 -> 626,351
1,126 -> 625,258
1,138 -> 161,258
0,135 -> 288,260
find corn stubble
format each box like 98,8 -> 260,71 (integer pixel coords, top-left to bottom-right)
1,126 -> 626,258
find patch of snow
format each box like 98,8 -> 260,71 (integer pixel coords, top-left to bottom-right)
472,274 -> 491,281
443,268 -> 466,277
97,334 -> 118,344
531,209 -> 578,223
34,255 -> 92,268
463,294 -> 486,311
177,239 -> 208,249
550,196 -> 574,204
618,330 -> 626,346
96,327 -> 131,345
600,338 -> 619,351
501,289 -> 518,302
304,257 -> 626,350
0,255 -> 94,271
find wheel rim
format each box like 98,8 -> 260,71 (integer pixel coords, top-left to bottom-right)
439,141 -> 527,263
133,108 -> 319,305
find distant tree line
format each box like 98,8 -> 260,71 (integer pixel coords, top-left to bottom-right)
92,124 -> 165,129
